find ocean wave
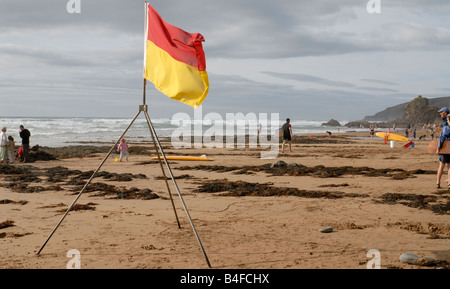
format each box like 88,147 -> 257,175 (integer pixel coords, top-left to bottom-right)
0,117 -> 365,147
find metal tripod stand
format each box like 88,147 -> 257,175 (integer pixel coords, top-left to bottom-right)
37,80 -> 211,268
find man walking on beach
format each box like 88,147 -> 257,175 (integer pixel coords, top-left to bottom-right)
19,125 -> 31,163
438,107 -> 449,128
281,118 -> 293,153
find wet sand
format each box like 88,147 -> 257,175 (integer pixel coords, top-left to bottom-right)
0,131 -> 449,269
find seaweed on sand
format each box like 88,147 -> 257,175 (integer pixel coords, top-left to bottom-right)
0,220 -> 15,229
178,163 -> 434,180
0,164 -> 154,200
57,203 -> 98,212
195,179 -> 368,199
378,193 -> 449,215
70,182 -> 159,200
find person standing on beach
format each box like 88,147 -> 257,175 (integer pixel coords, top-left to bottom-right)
435,116 -> 450,189
117,138 -> 129,162
19,125 -> 31,163
0,127 -> 7,163
7,136 -> 15,164
370,125 -> 375,139
281,118 -> 293,153
438,107 -> 449,128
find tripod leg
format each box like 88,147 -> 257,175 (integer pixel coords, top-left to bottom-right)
144,113 -> 181,229
143,110 -> 212,268
37,111 -> 142,255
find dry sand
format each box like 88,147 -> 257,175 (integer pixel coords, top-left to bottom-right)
0,131 -> 449,269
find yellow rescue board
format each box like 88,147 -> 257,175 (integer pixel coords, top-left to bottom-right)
151,156 -> 213,161
375,132 -> 409,142
427,140 -> 450,154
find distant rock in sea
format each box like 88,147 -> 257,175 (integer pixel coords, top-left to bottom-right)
321,119 -> 341,127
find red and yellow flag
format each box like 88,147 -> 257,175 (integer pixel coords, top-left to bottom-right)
144,3 -> 209,108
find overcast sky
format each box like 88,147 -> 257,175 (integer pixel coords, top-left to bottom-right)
1,0 -> 449,121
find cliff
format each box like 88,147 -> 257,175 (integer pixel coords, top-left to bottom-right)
364,95 -> 450,122
346,95 -> 450,128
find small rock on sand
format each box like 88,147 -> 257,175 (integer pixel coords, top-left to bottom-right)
415,257 -> 436,266
399,253 -> 419,264
271,161 -> 287,168
399,253 -> 436,266
319,227 -> 333,233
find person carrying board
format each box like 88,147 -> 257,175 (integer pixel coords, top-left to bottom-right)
435,116 -> 450,189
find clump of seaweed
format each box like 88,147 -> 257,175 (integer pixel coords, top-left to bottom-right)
178,163 -> 434,180
0,164 -> 152,200
378,193 -> 449,215
0,200 -> 28,205
57,203 -> 98,212
0,220 -> 15,229
88,186 -> 159,200
154,174 -> 193,180
195,179 -> 367,199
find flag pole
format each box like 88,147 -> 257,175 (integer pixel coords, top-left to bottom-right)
143,78 -> 147,105
142,1 -> 149,106
142,2 -> 210,267
142,2 -> 180,228
142,79 -> 181,229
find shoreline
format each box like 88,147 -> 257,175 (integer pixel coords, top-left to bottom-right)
1,130 -> 448,269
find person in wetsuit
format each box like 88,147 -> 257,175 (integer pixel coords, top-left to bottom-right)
281,118 -> 293,153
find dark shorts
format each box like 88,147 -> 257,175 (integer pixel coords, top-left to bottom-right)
439,154 -> 450,163
283,134 -> 291,141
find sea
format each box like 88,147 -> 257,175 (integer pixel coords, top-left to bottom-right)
0,117 -> 369,148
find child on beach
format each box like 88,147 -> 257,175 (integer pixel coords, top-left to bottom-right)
7,136 -> 15,164
436,117 -> 450,188
117,138 -> 129,162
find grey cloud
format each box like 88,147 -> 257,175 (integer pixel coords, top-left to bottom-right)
262,71 -> 355,88
361,79 -> 399,86
193,74 -> 410,121
0,41 -> 142,69
0,44 -> 93,67
356,86 -> 398,93
0,0 -> 144,33
0,0 -> 448,120
371,23 -> 450,49
2,0 -> 449,60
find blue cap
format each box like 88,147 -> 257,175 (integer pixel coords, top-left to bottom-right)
438,107 -> 449,113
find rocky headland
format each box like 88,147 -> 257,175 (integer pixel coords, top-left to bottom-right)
343,95 -> 450,128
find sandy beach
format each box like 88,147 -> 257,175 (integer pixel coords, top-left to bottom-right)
0,131 -> 449,269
